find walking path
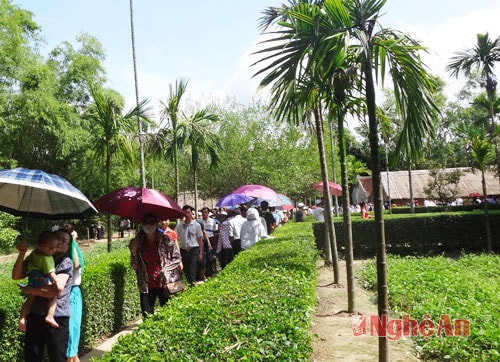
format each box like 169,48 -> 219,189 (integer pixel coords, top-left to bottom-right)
80,319 -> 142,361
78,259 -> 419,361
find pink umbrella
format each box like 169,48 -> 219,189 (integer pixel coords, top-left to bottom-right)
95,186 -> 185,223
313,181 -> 342,196
232,184 -> 281,202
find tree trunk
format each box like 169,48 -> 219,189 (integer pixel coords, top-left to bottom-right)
106,150 -> 112,253
329,120 -> 340,217
129,0 -> 146,188
338,106 -> 355,312
314,107 -> 339,284
174,142 -> 179,203
486,80 -> 500,185
384,142 -> 392,214
364,58 -> 389,362
481,170 -> 493,253
193,169 -> 199,213
408,161 -> 414,214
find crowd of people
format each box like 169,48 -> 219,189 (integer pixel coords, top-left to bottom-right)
8,200 -> 295,361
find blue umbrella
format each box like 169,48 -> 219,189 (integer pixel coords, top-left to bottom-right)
216,193 -> 254,207
0,167 -> 97,220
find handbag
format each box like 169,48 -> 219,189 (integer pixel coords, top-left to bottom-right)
166,280 -> 186,294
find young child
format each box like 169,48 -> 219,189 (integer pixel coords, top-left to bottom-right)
18,230 -> 60,332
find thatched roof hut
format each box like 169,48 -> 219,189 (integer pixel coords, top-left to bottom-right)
351,167 -> 500,206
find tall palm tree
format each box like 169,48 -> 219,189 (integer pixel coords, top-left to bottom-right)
455,122 -> 495,253
254,0 -> 342,284
254,1 -> 438,360
128,0 -> 146,187
86,82 -> 151,252
447,32 -> 500,182
182,109 -> 222,211
156,78 -> 189,203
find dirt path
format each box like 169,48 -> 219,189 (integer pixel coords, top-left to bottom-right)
311,259 -> 420,361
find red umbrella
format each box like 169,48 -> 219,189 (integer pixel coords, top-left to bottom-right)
313,181 -> 342,196
232,184 -> 281,202
95,187 -> 185,223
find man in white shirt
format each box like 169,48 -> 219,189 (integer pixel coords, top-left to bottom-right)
175,205 -> 203,286
313,201 -> 325,222
229,206 -> 246,257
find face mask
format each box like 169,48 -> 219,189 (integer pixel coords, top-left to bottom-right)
143,225 -> 157,234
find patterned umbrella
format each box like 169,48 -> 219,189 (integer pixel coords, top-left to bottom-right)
0,167 -> 97,220
95,186 -> 185,223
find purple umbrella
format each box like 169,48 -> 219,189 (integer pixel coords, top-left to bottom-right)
232,184 -> 281,202
216,193 -> 255,207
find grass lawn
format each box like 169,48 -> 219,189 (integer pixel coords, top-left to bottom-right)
360,254 -> 500,361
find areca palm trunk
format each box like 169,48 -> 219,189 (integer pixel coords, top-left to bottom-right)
486,82 -> 500,184
364,56 -> 389,361
129,0 -> 146,187
314,107 -> 339,283
337,105 -> 355,312
106,149 -> 112,253
329,120 -> 340,217
173,141 -> 179,203
481,170 -> 493,252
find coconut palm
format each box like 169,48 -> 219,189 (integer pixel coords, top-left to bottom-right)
447,32 -> 500,182
86,82 -> 151,252
254,1 -> 439,360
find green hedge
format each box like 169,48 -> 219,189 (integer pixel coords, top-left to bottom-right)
98,223 -> 318,361
0,248 -> 140,361
312,212 -> 500,258
79,249 -> 140,354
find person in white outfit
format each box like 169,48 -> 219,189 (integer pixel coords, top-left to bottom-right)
240,207 -> 267,251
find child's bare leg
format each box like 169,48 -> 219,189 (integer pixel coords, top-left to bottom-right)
44,296 -> 59,328
19,295 -> 34,332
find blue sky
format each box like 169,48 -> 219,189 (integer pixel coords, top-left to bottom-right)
13,0 -> 500,113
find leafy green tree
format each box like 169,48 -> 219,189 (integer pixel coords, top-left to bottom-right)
0,0 -> 40,89
48,33 -> 107,111
424,169 -> 462,206
86,83 -> 151,251
447,32 -> 500,182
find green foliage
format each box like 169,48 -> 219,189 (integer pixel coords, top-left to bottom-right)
360,254 -> 500,361
80,249 -> 140,352
0,273 -> 26,361
0,242 -> 139,359
99,223 -> 318,361
0,212 -> 20,253
313,211 -> 500,258
424,169 -> 462,206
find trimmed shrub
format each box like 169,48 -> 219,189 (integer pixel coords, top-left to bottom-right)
313,212 -> 500,258
99,223 -> 318,361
